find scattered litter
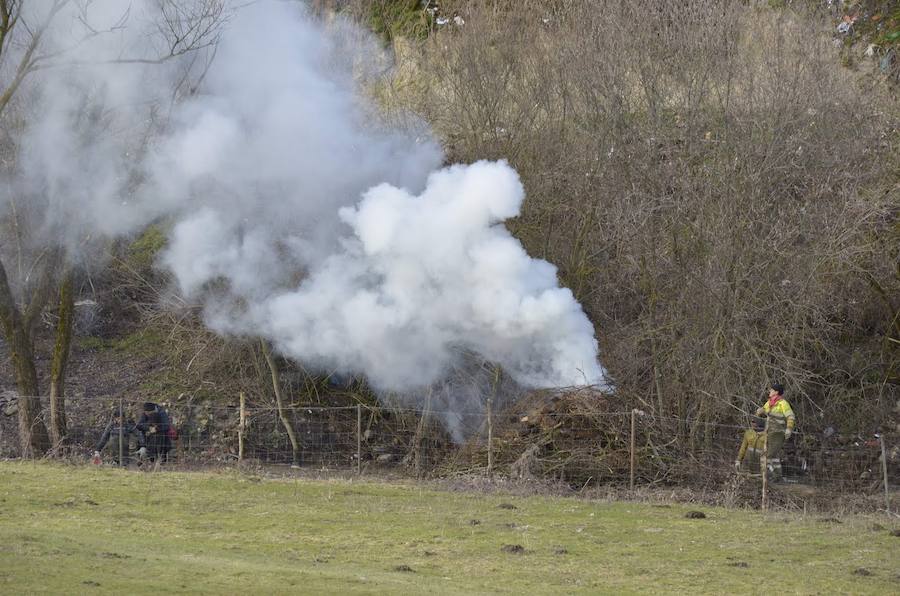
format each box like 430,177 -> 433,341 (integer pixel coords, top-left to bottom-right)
1,391 -> 17,416
837,15 -> 857,35
436,16 -> 465,27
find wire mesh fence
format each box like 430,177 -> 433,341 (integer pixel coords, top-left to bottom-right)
0,393 -> 895,511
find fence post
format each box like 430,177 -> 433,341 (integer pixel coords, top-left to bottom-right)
879,433 -> 890,514
118,398 -> 124,468
238,392 -> 246,462
486,396 -> 494,480
356,404 -> 362,476
629,409 -> 644,492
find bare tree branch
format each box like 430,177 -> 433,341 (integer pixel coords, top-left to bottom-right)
0,0 -> 70,118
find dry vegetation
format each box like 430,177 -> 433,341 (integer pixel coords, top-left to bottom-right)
367,0 -> 899,446
0,1 -> 897,489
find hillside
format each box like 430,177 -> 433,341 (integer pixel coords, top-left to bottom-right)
0,1 -> 897,490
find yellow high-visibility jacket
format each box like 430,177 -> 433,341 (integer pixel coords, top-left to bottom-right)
737,429 -> 766,463
757,397 -> 796,431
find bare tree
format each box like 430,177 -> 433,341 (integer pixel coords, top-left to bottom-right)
260,341 -> 302,468
0,0 -> 226,455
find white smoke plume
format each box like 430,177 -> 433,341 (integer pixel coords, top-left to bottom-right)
223,160 -> 605,390
1,1 -> 607,399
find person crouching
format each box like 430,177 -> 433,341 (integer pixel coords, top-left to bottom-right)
137,402 -> 173,463
93,409 -> 146,466
735,416 -> 767,474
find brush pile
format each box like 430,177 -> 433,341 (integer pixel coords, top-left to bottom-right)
444,388 -> 636,486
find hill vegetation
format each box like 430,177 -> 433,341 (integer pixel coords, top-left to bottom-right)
348,0 -> 900,441
0,1 -> 897,482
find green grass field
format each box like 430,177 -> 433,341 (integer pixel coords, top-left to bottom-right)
0,462 -> 897,594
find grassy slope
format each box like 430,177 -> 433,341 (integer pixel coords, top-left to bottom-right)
0,463 -> 897,594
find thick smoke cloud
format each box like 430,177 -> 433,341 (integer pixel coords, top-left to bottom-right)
215,160 -> 605,390
3,1 -> 607,396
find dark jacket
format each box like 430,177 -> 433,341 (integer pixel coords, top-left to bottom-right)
137,404 -> 172,452
95,418 -> 145,452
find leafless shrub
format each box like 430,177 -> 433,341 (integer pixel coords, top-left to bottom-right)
384,0 -> 899,462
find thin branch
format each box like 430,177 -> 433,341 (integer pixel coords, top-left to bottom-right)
0,0 -> 70,118
22,248 -> 61,332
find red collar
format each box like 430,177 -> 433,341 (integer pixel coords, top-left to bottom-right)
768,395 -> 782,408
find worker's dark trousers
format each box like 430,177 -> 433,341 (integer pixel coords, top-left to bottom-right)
766,429 -> 786,481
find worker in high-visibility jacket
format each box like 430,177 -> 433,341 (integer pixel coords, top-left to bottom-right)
755,382 -> 796,481
735,416 -> 767,473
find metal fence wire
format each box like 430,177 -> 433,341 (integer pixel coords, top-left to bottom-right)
0,394 -> 895,511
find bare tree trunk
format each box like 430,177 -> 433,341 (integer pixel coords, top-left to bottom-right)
0,259 -> 50,456
260,341 -> 301,467
412,387 -> 433,478
12,330 -> 48,457
641,252 -> 667,423
48,269 -> 74,446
